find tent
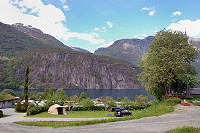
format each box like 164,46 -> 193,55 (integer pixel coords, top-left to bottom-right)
48,104 -> 66,115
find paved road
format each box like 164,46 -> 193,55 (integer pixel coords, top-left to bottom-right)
0,105 -> 200,133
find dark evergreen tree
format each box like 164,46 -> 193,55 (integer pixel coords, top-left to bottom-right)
24,64 -> 30,107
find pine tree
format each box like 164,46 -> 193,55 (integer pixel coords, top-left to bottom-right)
24,64 -> 30,108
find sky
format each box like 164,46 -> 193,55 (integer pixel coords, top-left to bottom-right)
1,0 -> 200,53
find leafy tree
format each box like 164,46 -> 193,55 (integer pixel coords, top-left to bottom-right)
44,85 -> 54,98
24,64 -> 30,107
139,30 -> 199,100
103,96 -> 115,108
79,92 -> 87,101
55,88 -> 67,101
122,96 -> 131,108
79,98 -> 94,107
117,97 -> 122,102
2,89 -> 16,96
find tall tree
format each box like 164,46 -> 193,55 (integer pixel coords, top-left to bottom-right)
139,30 -> 198,100
24,64 -> 30,107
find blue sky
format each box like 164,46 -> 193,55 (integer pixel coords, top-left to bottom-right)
1,0 -> 200,52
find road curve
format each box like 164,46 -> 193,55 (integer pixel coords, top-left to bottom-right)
0,105 -> 200,133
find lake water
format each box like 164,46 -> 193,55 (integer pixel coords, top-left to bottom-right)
1,89 -> 155,101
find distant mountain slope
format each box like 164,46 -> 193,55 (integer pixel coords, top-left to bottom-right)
94,36 -> 154,65
12,23 -> 72,50
0,21 -> 141,89
70,46 -> 91,53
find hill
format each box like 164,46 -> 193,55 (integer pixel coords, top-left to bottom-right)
95,36 -> 154,65
70,46 -> 91,53
0,22 -> 141,89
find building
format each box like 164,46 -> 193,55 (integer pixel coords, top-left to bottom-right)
0,94 -> 17,109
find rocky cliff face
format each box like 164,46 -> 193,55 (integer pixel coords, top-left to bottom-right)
70,46 -> 91,53
94,36 -> 154,64
13,47 -> 141,89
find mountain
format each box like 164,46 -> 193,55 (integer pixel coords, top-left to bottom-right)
0,22 -> 141,89
11,23 -> 72,50
94,36 -> 154,65
70,46 -> 91,53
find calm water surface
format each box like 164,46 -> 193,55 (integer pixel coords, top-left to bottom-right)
1,89 -> 155,101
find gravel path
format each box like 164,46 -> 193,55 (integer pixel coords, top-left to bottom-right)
0,105 -> 200,133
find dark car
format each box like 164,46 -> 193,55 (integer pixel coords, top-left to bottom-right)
114,109 -> 132,117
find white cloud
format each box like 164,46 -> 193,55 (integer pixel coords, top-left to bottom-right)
98,41 -> 114,48
172,11 -> 182,16
100,27 -> 107,32
134,33 -> 147,38
94,28 -> 100,31
106,21 -> 113,28
167,19 -> 200,37
66,32 -> 105,44
60,0 -> 67,4
63,5 -> 70,10
141,7 -> 155,16
0,0 -> 106,45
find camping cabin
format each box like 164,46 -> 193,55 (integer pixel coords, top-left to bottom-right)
0,94 -> 17,109
48,104 -> 66,115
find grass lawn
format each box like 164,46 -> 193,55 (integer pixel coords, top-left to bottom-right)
27,111 -> 115,118
165,126 -> 200,133
14,98 -> 178,128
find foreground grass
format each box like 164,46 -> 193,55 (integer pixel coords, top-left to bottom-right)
165,126 -> 200,133
14,100 -> 177,128
26,111 -> 114,118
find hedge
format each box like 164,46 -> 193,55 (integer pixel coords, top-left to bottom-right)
0,110 -> 3,117
71,106 -> 105,111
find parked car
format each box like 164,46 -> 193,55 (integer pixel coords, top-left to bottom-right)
109,107 -> 125,112
114,109 -> 132,117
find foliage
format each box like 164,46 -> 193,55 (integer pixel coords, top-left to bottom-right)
184,96 -> 194,100
79,98 -> 94,107
44,85 -> 54,99
102,96 -> 116,108
55,88 -> 67,101
122,96 -> 131,108
79,92 -> 87,101
164,97 -> 181,106
135,95 -> 148,106
117,97 -> 122,102
23,64 -> 30,108
165,126 -> 200,133
15,101 -> 27,112
2,89 -> 16,96
0,110 -> 3,117
139,30 -> 199,100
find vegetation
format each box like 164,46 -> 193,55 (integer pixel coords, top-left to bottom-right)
23,64 -> 30,109
139,30 -> 199,100
0,110 -> 3,117
165,126 -> 200,133
0,94 -> 16,100
16,97 -> 180,128
2,89 -> 16,96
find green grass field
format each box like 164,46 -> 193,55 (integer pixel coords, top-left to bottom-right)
27,111 -> 115,118
165,126 -> 200,133
15,99 -> 178,128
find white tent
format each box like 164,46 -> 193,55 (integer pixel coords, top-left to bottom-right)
48,104 -> 66,115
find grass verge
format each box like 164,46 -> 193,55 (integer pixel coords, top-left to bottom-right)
26,111 -> 114,118
14,98 -> 178,128
165,126 -> 200,133
0,115 -> 9,118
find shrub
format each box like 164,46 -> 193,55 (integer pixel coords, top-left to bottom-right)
0,110 -> 3,117
135,95 -> 148,106
15,101 -> 27,112
184,96 -> 194,100
164,97 -> 181,106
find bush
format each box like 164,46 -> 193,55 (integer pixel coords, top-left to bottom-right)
15,101 -> 27,112
26,101 -> 59,116
0,110 -> 3,117
164,97 -> 181,105
184,96 -> 194,100
71,106 -> 105,111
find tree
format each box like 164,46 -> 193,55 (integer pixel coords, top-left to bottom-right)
103,96 -> 115,108
24,64 -> 30,107
44,85 -> 54,98
79,98 -> 94,107
122,96 -> 131,108
2,89 -> 16,96
55,88 -> 67,101
79,92 -> 87,101
139,30 -> 198,100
